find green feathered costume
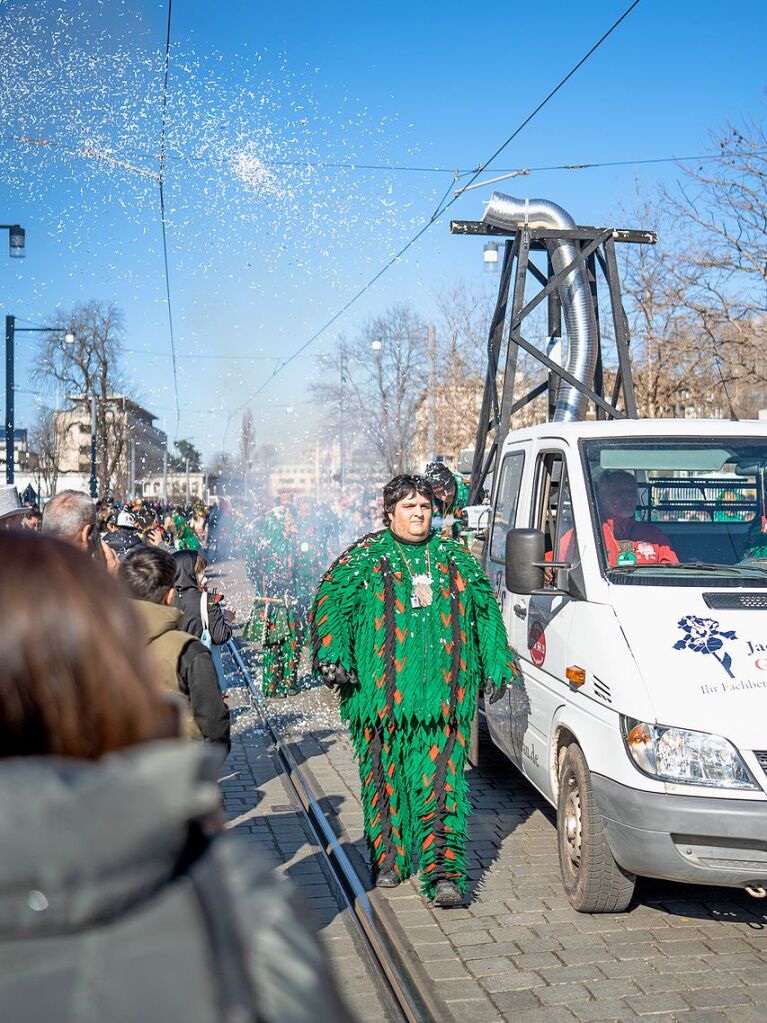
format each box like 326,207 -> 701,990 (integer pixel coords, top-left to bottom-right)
309,528 -> 520,897
243,508 -> 301,697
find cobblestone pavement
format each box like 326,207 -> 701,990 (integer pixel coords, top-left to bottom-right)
218,672 -> 397,1022
215,558 -> 767,1023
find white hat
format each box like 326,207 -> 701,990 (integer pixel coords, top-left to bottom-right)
0,484 -> 24,521
116,510 -> 137,528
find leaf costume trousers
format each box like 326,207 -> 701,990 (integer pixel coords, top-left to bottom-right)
350,716 -> 471,896
243,602 -> 302,697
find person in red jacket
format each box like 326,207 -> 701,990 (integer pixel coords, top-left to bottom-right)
593,469 -> 678,567
555,470 -> 678,569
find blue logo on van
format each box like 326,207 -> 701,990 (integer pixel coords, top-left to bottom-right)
674,616 -> 737,678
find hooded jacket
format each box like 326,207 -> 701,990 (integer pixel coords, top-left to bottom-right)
132,599 -> 230,753
0,742 -> 352,1023
173,550 -> 233,645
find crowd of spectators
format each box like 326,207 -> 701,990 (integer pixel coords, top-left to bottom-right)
0,482 -> 351,1022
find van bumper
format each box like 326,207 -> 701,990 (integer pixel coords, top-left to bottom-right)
592,773 -> 767,888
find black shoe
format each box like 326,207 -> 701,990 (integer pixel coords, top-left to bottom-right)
431,880 -> 462,907
375,870 -> 400,889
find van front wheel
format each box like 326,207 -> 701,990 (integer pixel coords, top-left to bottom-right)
557,743 -> 635,913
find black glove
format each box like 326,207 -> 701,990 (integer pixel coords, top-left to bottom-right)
484,677 -> 507,705
318,661 -> 357,689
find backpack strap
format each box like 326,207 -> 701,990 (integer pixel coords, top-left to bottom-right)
188,844 -> 259,1022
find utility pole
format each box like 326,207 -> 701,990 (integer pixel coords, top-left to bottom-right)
89,396 -> 98,498
129,439 -> 136,498
162,445 -> 168,503
5,315 -> 14,484
185,458 -> 190,503
426,324 -> 437,462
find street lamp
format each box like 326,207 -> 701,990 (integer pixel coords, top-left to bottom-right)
5,315 -> 75,484
0,224 -> 25,259
483,240 -> 499,273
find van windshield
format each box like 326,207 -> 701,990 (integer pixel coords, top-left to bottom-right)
581,438 -> 767,587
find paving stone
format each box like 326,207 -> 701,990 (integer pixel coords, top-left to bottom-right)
597,960 -> 657,979
538,963 -> 609,985
586,978 -> 641,1000
622,991 -> 689,1015
492,1006 -> 576,1023
449,930 -> 496,948
683,986 -> 754,1008
486,988 -> 541,1012
651,956 -> 711,975
536,982 -> 593,1005
674,1012 -> 729,1023
572,1003 -> 639,1022
461,943 -> 522,962
443,997 -> 503,1023
479,971 -> 546,993
465,956 -> 518,977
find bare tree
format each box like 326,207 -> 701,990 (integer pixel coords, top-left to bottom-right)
311,304 -> 429,476
28,405 -> 60,496
658,116 -> 767,413
419,280 -> 490,465
35,300 -> 130,496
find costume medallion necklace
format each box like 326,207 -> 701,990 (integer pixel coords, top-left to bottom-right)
393,539 -> 433,608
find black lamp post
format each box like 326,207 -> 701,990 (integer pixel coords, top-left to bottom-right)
5,316 -> 75,484
0,224 -> 25,259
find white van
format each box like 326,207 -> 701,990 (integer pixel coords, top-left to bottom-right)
484,418 -> 767,912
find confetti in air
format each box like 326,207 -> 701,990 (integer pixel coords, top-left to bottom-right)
0,1 -> 427,285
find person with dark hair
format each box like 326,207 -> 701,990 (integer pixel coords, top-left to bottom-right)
309,474 -> 521,907
120,545 -> 230,754
0,533 -> 352,1023
173,549 -> 233,644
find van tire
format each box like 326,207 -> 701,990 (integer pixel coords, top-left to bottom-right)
557,743 -> 635,913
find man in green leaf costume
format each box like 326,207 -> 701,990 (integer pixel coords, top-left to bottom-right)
309,475 -> 520,907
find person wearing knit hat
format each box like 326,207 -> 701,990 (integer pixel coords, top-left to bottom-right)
309,474 -> 521,907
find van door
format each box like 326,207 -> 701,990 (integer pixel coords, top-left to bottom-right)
514,450 -> 580,799
484,444 -> 529,766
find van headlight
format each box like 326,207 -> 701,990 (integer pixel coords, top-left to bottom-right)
621,717 -> 758,790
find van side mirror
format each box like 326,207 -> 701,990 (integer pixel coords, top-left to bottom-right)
505,528 -> 545,594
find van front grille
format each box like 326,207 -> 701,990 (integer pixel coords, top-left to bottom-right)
703,593 -> 767,610
754,751 -> 767,776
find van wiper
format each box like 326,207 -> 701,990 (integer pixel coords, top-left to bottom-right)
609,562 -> 767,575
666,560 -> 767,576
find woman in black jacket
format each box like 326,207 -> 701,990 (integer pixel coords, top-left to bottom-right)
0,533 -> 351,1023
173,549 -> 233,644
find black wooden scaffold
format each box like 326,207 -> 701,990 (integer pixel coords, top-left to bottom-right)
450,219 -> 656,505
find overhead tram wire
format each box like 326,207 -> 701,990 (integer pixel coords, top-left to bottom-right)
4,135 -> 757,182
229,0 -> 643,413
158,0 -> 181,443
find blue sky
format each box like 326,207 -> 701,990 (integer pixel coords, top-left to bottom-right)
0,0 -> 765,460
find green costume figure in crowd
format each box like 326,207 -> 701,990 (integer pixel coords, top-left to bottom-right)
243,506 -> 301,698
424,462 -> 473,542
173,511 -> 201,552
309,475 -> 520,907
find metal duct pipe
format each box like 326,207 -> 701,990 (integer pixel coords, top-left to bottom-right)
482,192 -> 598,422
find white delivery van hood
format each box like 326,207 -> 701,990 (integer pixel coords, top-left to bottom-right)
610,586 -> 767,751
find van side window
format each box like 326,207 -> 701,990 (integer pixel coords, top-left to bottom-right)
535,453 -> 579,572
489,452 -> 525,563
